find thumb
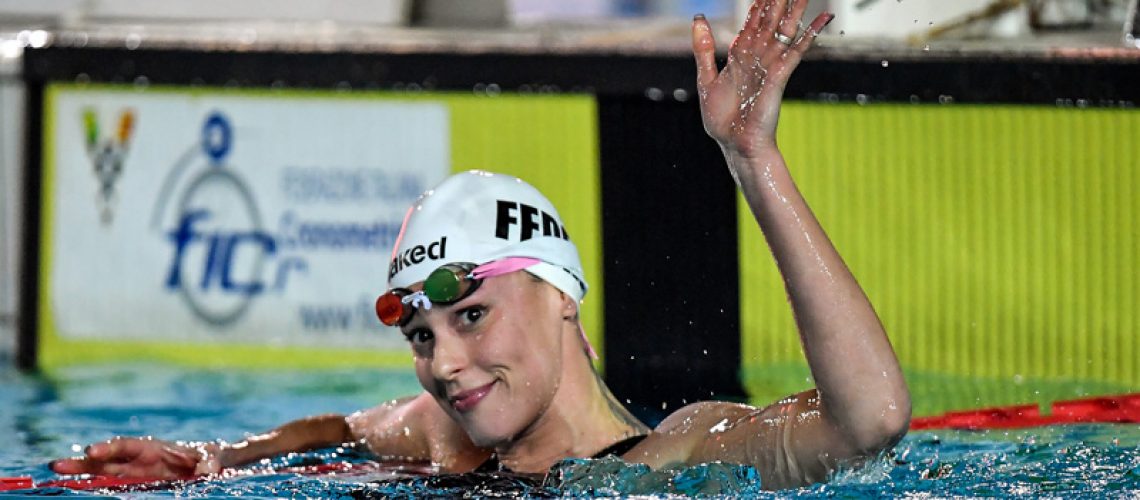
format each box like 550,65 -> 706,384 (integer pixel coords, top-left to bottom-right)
691,14 -> 718,90
160,443 -> 203,471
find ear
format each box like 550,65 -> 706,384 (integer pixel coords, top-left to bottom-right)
559,292 -> 579,321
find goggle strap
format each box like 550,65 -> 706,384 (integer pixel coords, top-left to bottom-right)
389,204 -> 416,263
401,291 -> 433,310
470,257 -> 541,280
577,319 -> 598,360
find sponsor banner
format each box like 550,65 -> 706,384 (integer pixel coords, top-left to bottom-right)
44,85 -> 449,352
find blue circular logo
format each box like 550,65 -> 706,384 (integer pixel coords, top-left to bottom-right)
202,112 -> 232,164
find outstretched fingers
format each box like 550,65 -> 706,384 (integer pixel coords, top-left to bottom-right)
691,14 -> 719,90
788,12 -> 834,61
743,0 -> 763,32
50,457 -> 93,475
766,10 -> 832,71
778,0 -> 810,41
760,0 -> 789,36
49,437 -> 202,478
86,437 -> 148,461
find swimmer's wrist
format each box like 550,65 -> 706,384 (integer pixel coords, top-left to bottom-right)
203,440 -> 230,470
720,145 -> 785,186
724,138 -> 779,157
176,440 -> 230,474
719,138 -> 779,162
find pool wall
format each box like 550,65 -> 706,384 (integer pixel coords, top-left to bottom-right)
742,103 -> 1140,416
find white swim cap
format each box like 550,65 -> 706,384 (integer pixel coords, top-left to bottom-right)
387,170 -> 588,302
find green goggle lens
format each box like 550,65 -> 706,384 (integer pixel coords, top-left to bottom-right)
423,266 -> 467,303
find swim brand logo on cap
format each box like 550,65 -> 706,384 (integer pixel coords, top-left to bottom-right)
387,170 -> 588,303
385,200 -> 566,279
389,236 -> 447,277
494,200 -> 570,242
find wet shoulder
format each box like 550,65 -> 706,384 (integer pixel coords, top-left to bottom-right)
620,401 -> 756,469
348,392 -> 489,471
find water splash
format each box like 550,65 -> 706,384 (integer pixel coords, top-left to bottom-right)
552,456 -> 764,497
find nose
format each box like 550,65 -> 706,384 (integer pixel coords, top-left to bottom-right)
431,330 -> 470,382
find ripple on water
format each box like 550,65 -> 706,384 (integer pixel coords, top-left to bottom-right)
3,366 -> 1140,497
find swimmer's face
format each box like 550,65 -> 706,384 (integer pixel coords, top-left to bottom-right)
401,272 -> 569,447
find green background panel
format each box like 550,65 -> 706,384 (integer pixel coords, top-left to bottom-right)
39,84 -> 601,370
740,103 -> 1139,416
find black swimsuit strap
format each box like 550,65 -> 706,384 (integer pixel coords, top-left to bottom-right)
473,455 -> 502,473
590,434 -> 648,459
474,434 -> 648,473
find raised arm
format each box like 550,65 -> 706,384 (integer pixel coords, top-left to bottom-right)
687,0 -> 910,486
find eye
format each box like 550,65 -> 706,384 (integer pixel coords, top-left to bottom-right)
458,307 -> 484,326
403,328 -> 434,345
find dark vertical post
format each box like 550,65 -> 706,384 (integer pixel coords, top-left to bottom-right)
599,95 -> 746,426
16,72 -> 43,371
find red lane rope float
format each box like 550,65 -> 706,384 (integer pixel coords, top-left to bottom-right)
910,393 -> 1140,430
0,477 -> 34,490
0,474 -> 191,492
0,460 -> 437,493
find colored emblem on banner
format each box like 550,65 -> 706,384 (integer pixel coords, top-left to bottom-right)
82,108 -> 134,224
153,112 -> 307,328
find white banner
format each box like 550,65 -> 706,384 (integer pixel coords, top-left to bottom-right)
47,86 -> 449,350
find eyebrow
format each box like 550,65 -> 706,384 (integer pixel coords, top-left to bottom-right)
401,292 -> 478,330
401,274 -> 507,330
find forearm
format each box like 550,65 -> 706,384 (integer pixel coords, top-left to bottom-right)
729,147 -> 909,450
210,414 -> 354,468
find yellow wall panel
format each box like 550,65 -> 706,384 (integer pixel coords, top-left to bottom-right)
740,103 -> 1139,415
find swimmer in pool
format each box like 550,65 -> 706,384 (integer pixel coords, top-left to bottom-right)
52,0 -> 909,489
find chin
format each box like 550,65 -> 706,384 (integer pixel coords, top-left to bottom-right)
466,431 -> 507,448
461,408 -> 527,448
463,422 -> 517,448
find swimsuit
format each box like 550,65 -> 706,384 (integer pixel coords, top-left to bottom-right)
358,435 -> 650,498
473,434 -> 648,473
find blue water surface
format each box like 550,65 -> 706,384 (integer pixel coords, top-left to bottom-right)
2,364 -> 1139,498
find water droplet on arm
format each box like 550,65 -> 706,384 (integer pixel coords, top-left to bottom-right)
709,418 -> 730,433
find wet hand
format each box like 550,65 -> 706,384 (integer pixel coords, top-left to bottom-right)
691,0 -> 833,159
50,437 -> 222,479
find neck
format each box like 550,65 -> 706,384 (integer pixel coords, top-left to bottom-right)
494,329 -> 648,473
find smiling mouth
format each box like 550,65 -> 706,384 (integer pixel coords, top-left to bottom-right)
449,381 -> 496,413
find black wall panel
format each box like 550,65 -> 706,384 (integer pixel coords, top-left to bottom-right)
599,96 -> 746,424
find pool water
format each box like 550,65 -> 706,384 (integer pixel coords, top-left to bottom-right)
2,364 -> 1139,497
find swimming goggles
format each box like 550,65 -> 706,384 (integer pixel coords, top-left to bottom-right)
375,257 -> 540,327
